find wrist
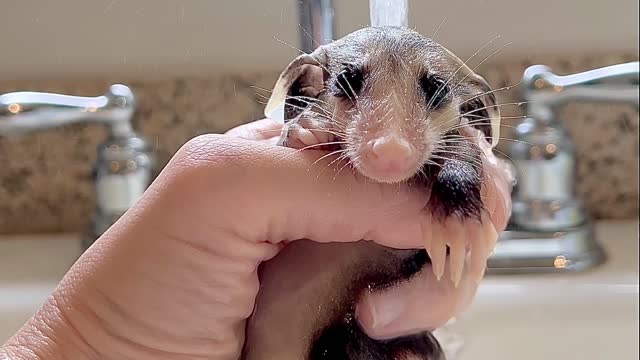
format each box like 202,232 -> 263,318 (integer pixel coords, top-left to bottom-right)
1,292 -> 102,360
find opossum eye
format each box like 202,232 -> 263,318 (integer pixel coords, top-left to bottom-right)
420,74 -> 450,109
332,63 -> 363,99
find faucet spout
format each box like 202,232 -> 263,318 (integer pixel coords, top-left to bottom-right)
369,0 -> 409,27
0,84 -> 136,138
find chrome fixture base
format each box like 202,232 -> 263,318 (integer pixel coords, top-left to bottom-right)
487,61 -> 638,274
487,222 -> 606,274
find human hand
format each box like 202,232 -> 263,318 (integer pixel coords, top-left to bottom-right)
1,119 -> 512,360
229,119 -> 514,341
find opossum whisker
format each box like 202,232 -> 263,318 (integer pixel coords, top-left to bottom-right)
253,127 -> 347,139
432,100 -> 530,131
283,94 -> 333,110
436,117 -> 516,132
298,23 -> 323,49
315,152 -> 351,181
456,101 -> 530,118
494,115 -> 528,121
488,147 -> 518,166
255,92 -> 271,101
250,85 -> 273,93
444,119 -> 519,131
449,80 -> 524,113
425,34 -> 503,112
431,148 -> 484,162
432,142 -> 484,162
285,103 -> 333,119
312,149 -> 348,166
430,149 -> 484,165
255,96 -> 336,124
273,35 -> 309,56
435,137 -> 526,170
273,98 -> 352,130
336,74 -> 366,124
258,94 -> 324,119
296,141 -> 349,150
270,141 -> 350,165
287,95 -> 335,109
333,155 -> 355,181
426,83 -> 524,133
444,120 -> 519,133
419,158 -> 443,171
432,40 -> 514,111
432,16 -> 447,40
280,98 -> 333,117
438,136 -> 534,149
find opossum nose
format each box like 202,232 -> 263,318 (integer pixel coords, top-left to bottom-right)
369,135 -> 416,172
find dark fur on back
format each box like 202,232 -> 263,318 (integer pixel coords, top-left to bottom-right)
307,249 -> 445,360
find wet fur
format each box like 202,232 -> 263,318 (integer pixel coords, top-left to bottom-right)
253,25 -> 502,359
270,26 -> 498,223
307,248 -> 445,360
241,241 -> 445,360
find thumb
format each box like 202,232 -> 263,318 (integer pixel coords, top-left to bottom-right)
355,252 -> 479,340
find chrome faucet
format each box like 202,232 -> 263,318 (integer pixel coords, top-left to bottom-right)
0,85 -> 155,250
487,61 -> 639,274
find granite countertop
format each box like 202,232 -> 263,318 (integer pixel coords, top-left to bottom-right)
0,53 -> 639,235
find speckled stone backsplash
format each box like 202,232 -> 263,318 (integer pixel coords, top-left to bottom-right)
1,53 -> 638,235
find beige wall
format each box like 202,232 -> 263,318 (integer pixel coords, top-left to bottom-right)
0,1 -> 638,235
1,0 -> 638,81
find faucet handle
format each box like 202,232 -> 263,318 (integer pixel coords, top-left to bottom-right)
0,84 -> 136,137
522,61 -> 639,107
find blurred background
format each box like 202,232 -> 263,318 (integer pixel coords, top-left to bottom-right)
0,1 -> 638,358
0,0 -> 638,235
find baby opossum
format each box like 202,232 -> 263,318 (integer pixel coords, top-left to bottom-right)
265,26 -> 501,285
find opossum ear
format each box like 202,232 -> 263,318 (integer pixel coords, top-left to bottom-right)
459,73 -> 501,148
264,51 -> 329,124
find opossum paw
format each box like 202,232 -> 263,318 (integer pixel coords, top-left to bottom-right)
277,118 -> 336,150
422,212 -> 497,287
422,159 -> 498,286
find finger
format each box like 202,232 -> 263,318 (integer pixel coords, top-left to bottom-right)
481,156 -> 512,232
467,127 -> 513,232
224,118 -> 283,141
162,134 -> 430,250
355,253 -> 479,340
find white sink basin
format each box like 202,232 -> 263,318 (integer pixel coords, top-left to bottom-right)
455,220 -> 639,360
0,233 -> 82,343
1,221 -> 638,359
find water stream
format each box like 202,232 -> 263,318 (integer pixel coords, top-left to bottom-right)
369,0 -> 409,27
